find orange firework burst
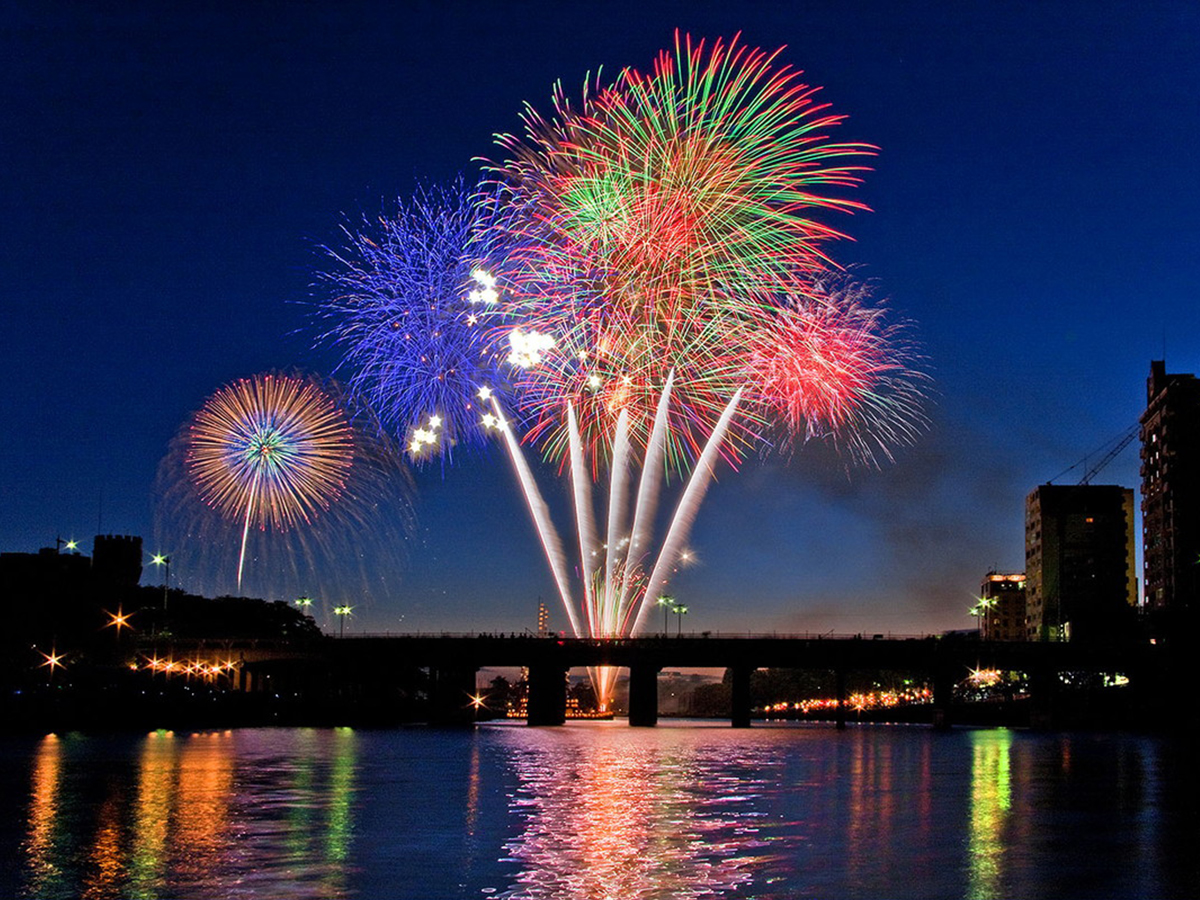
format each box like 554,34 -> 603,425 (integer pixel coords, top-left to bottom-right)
187,373 -> 355,589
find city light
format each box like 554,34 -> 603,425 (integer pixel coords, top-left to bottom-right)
764,687 -> 934,716
657,595 -> 676,636
334,604 -> 353,638
105,606 -> 132,633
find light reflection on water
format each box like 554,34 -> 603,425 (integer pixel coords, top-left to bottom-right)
496,724 -> 782,897
12,728 -> 358,900
3,722 -> 1198,899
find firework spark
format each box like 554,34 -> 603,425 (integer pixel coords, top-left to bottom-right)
745,277 -> 928,464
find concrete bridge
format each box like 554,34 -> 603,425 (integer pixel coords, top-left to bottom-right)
328,633 -> 1166,728
141,632 -> 1168,729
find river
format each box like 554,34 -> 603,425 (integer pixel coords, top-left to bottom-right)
1,722 -> 1195,899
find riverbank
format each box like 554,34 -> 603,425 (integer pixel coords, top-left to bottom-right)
2,684 -> 1172,735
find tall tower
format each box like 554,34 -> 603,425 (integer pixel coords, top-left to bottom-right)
92,534 -> 144,590
1141,360 -> 1200,631
1025,484 -> 1137,642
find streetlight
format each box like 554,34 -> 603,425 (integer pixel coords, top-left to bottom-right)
970,596 -> 995,638
657,595 -> 676,637
151,554 -> 171,612
673,604 -> 689,637
296,596 -> 314,615
471,692 -> 487,722
334,605 -> 353,637
39,647 -> 65,682
105,606 -> 132,634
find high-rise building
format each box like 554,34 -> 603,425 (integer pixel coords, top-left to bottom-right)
1025,484 -> 1137,642
1140,360 -> 1200,628
977,572 -> 1026,641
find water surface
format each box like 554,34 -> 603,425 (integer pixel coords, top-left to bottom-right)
2,722 -> 1195,899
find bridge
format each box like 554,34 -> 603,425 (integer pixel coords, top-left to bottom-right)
143,632 -> 1173,729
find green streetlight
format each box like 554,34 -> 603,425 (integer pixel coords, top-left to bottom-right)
334,605 -> 353,638
151,554 -> 171,612
296,596 -> 314,615
657,595 -> 676,637
971,596 -> 995,637
673,604 -> 689,637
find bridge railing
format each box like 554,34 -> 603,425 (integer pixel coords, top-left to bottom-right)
334,631 -> 941,641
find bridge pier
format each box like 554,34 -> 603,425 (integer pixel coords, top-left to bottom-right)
932,666 -> 956,730
835,669 -> 847,730
629,664 -> 660,726
1029,665 -> 1058,730
730,665 -> 753,728
429,665 -> 479,726
527,663 -> 567,726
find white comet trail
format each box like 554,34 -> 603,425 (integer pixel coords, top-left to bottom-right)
489,373 -> 742,709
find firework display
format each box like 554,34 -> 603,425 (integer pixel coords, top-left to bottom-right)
482,32 -> 878,469
319,179 -> 501,465
187,373 -> 355,588
314,33 -> 926,708
159,372 -> 413,609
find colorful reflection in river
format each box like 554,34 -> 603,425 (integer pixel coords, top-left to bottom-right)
966,728 -> 1013,899
17,729 -> 358,900
489,723 -> 1179,900
7,724 -> 1189,899
23,733 -> 64,898
497,724 -> 781,897
493,724 -> 954,899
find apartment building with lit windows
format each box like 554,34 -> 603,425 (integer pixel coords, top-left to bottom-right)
977,572 -> 1026,641
1141,360 -> 1200,632
1025,484 -> 1137,642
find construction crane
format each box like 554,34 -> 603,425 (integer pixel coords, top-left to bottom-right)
1048,424 -> 1139,485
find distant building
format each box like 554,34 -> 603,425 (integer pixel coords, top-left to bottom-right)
0,534 -> 144,602
1025,484 -> 1137,642
0,545 -> 91,602
92,534 -> 143,589
1140,360 -> 1200,629
978,572 -> 1026,641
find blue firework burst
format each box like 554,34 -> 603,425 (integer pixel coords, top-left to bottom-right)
317,178 -> 504,464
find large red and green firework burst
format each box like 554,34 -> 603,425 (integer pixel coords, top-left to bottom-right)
482,32 -> 887,471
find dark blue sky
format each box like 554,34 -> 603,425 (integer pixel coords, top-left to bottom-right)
4,1 -> 1199,635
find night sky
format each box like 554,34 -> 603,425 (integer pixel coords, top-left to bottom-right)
4,1 -> 1199,636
